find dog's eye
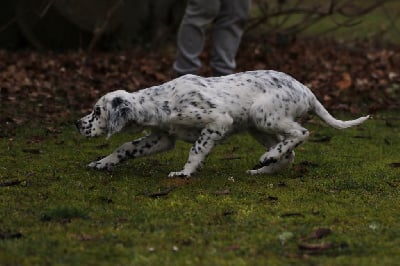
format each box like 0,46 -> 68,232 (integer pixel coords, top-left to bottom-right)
94,106 -> 102,116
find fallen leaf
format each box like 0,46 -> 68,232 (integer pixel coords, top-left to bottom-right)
223,209 -> 235,216
69,233 -> 98,241
310,135 -> 332,143
154,72 -> 167,81
0,231 -> 23,240
335,72 -> 352,90
388,162 -> 400,168
224,244 -> 241,251
22,148 -> 41,154
292,164 -> 309,176
298,161 -> 319,167
98,196 -> 113,204
221,154 -> 242,160
280,212 -> 305,218
369,223 -> 379,231
146,188 -> 174,198
278,231 -> 294,245
215,189 -> 231,196
267,196 -> 278,201
298,242 -> 334,253
0,179 -> 25,187
353,135 -> 372,139
303,228 -> 331,241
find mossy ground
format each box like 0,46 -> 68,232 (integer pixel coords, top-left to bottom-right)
1,113 -> 399,265
259,0 -> 400,44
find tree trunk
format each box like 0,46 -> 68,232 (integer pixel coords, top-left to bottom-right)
13,0 -> 186,50
0,0 -> 24,48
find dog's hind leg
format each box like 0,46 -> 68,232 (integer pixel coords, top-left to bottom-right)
247,120 -> 308,175
88,134 -> 175,170
248,129 -> 295,174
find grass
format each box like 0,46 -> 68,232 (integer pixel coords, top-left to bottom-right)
0,113 -> 399,265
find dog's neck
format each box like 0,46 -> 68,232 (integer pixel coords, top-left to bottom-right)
130,87 -> 170,126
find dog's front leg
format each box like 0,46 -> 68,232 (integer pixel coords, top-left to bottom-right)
168,124 -> 229,177
88,134 -> 175,170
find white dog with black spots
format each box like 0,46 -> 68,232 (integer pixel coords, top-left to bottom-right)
76,70 -> 369,177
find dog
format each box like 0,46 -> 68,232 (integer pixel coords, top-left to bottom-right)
76,70 -> 369,177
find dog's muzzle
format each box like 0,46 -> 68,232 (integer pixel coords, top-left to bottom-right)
75,120 -> 82,130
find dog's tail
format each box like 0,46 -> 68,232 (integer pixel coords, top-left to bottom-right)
313,98 -> 370,129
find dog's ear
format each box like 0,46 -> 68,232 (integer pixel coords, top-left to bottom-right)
107,97 -> 133,138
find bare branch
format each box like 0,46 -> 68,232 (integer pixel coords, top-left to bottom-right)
0,17 -> 17,33
246,0 -> 395,37
88,0 -> 124,52
39,0 -> 55,18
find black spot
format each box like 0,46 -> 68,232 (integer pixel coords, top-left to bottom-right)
94,106 -> 102,116
277,144 -> 283,153
206,101 -> 217,108
261,157 -> 278,166
112,97 -> 124,109
162,101 -> 171,114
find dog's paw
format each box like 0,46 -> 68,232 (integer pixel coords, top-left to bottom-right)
246,169 -> 261,175
247,163 -> 289,175
246,165 -> 275,175
87,160 -> 114,171
168,171 -> 191,178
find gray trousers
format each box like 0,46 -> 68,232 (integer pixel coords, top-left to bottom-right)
173,0 -> 251,76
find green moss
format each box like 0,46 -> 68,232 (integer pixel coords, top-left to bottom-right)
0,113 -> 399,265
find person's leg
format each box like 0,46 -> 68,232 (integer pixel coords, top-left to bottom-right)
173,0 -> 221,75
210,0 -> 251,76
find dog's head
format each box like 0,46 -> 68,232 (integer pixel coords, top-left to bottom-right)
76,90 -> 135,138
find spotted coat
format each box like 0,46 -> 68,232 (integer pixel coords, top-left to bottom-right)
76,70 -> 369,176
